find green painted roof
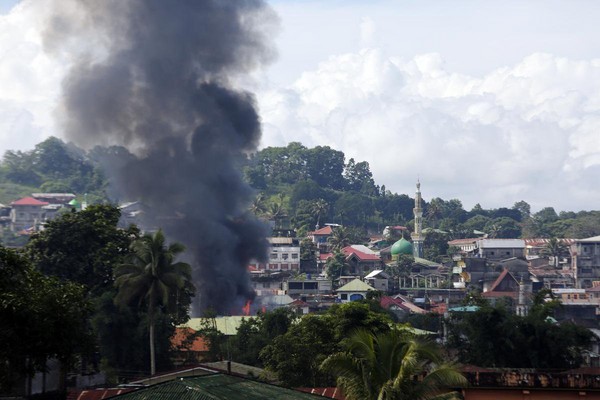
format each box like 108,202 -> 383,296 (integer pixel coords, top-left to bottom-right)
114,373 -> 321,399
337,278 -> 375,292
414,257 -> 440,267
391,238 -> 413,255
68,199 -> 80,206
182,316 -> 247,335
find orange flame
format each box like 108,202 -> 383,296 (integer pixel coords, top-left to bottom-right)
242,300 -> 251,316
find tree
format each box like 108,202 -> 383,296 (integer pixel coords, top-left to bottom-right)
424,231 -> 449,263
512,200 -> 531,220
483,217 -> 521,239
321,329 -> 466,400
344,158 -> 377,195
114,229 -> 193,376
306,146 -> 346,190
312,198 -> 329,230
328,226 -> 352,251
325,251 -> 350,281
261,315 -> 338,387
0,246 -> 93,392
446,301 -> 592,369
226,308 -> 298,366
25,204 -> 138,295
540,238 -> 569,268
249,192 -> 268,217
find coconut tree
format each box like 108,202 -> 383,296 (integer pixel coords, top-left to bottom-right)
540,237 -> 569,268
312,198 -> 329,230
328,226 -> 351,252
249,192 -> 268,217
321,329 -> 466,400
114,229 -> 192,376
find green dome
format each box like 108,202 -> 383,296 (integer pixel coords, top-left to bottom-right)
68,199 -> 80,207
391,238 -> 413,256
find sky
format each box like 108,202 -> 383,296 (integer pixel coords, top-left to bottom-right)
1,0 -> 600,212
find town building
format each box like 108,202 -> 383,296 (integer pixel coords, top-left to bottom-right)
336,278 -> 375,303
10,196 -> 49,232
476,239 -> 526,260
571,236 -> 600,288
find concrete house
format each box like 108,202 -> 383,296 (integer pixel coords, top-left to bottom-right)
336,278 -> 375,303
10,197 -> 49,232
364,269 -> 390,292
572,236 -> 600,288
477,239 -> 525,260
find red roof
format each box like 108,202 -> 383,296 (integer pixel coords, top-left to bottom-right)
67,389 -> 134,400
310,226 -> 333,236
289,299 -> 310,307
342,246 -> 381,261
319,253 -> 333,261
171,327 -> 209,352
11,196 -> 49,206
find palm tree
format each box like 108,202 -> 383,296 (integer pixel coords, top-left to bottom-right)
321,329 -> 466,400
249,192 -> 268,217
540,237 -> 569,268
114,229 -> 192,376
328,226 -> 351,252
312,199 -> 329,230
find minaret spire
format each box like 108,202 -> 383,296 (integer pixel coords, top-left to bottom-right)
411,179 -> 424,258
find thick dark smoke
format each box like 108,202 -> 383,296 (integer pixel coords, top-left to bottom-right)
44,0 -> 277,314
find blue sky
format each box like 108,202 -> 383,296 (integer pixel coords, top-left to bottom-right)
0,0 -> 17,14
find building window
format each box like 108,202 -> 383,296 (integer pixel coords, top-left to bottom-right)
282,254 -> 289,260
291,264 -> 299,270
269,263 -> 277,270
281,264 -> 289,270
291,253 -> 299,259
270,253 -> 278,259
340,294 -> 348,300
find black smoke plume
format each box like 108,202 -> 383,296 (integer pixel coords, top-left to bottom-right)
44,0 -> 277,313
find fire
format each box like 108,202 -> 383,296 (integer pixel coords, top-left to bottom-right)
242,300 -> 251,316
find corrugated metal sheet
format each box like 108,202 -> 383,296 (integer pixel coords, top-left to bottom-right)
108,374 -> 324,399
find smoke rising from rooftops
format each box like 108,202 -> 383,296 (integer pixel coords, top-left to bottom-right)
44,0 -> 277,313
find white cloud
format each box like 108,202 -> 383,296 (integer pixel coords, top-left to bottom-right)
1,0 -> 600,212
0,0 -> 61,152
257,49 -> 600,211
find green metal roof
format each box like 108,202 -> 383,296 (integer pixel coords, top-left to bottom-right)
110,373 -> 323,399
336,278 -> 375,292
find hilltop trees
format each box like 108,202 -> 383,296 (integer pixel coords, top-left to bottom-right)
0,137 -> 106,200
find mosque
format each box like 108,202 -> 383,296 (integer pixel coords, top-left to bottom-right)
387,181 -> 447,289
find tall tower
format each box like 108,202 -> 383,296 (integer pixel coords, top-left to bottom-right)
411,180 -> 424,258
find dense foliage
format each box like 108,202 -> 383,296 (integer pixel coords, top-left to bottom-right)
244,143 -> 600,246
0,137 -> 107,204
446,295 -> 593,369
322,329 -> 466,400
0,247 -> 93,392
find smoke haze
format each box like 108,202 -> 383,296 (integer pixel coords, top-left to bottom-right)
44,0 -> 277,313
